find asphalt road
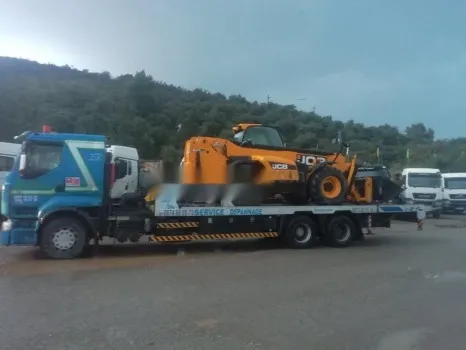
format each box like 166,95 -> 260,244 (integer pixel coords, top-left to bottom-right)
1,215 -> 466,350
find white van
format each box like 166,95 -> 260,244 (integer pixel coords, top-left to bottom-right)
441,173 -> 466,213
400,168 -> 443,218
0,142 -> 21,187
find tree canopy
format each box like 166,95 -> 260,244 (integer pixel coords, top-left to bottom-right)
0,56 -> 465,172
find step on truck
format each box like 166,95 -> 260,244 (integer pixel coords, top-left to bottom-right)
0,129 -> 428,259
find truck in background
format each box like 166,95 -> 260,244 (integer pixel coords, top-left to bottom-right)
0,128 -> 428,259
399,168 -> 443,218
0,142 -> 21,187
0,142 -> 21,221
441,173 -> 466,214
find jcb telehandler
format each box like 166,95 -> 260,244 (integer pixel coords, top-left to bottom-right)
177,124 -> 401,206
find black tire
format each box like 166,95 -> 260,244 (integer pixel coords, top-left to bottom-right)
284,215 -> 319,249
39,217 -> 89,259
308,166 -> 348,204
324,215 -> 356,247
432,211 -> 441,219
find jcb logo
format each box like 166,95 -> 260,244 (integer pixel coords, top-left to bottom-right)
297,154 -> 327,166
271,163 -> 289,170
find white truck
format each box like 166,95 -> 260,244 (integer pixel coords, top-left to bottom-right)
0,142 -> 21,187
400,168 -> 443,218
106,145 -> 163,200
441,173 -> 466,214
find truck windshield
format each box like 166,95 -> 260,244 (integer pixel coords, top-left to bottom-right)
407,173 -> 441,188
444,177 -> 466,190
23,142 -> 63,178
236,127 -> 284,147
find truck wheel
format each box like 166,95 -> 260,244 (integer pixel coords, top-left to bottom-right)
324,215 -> 356,247
40,217 -> 89,259
284,215 -> 318,249
308,167 -> 348,205
432,211 -> 441,219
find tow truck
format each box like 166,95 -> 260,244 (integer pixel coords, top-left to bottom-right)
0,127 -> 428,259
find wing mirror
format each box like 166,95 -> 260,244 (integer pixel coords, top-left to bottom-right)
19,154 -> 27,173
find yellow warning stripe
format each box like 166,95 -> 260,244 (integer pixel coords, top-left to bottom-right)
156,222 -> 199,229
149,232 -> 278,242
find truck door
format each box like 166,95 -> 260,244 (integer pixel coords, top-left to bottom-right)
127,159 -> 138,193
111,158 -> 130,199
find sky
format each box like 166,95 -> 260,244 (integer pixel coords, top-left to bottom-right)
0,0 -> 465,139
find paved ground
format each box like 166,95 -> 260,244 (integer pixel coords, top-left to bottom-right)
1,215 -> 466,350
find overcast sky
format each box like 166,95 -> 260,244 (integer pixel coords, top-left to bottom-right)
1,0 -> 465,138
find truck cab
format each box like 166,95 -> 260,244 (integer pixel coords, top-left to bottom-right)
1,130 -> 109,246
441,173 -> 466,213
107,145 -> 139,200
400,168 -> 443,218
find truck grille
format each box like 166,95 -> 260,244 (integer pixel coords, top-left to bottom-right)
450,194 -> 466,200
11,207 -> 38,217
413,193 -> 436,200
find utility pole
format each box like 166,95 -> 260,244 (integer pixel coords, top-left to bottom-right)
267,95 -> 271,104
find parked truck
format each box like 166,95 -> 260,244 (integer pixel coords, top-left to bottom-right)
0,128 -> 428,259
399,168 -> 443,218
441,173 -> 466,214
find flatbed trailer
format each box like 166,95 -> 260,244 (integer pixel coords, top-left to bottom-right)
1,184 -> 428,259
100,184 -> 429,252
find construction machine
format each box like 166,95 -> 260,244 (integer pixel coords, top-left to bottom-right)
178,123 -> 401,206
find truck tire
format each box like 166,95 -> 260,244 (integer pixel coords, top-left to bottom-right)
308,167 -> 348,205
39,216 -> 89,259
432,211 -> 441,219
324,215 -> 356,247
284,215 -> 319,249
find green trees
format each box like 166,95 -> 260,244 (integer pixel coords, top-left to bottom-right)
0,56 -> 465,172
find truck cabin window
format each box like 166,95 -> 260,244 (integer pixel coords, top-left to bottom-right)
115,159 -> 129,179
235,127 -> 284,147
0,155 -> 14,172
407,173 -> 441,188
22,143 -> 63,178
444,178 -> 466,190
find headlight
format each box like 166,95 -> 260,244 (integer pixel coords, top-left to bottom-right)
1,219 -> 12,231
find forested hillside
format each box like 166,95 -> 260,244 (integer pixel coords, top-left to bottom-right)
0,56 -> 465,172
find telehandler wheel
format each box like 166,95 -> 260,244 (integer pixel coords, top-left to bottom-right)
284,215 -> 319,249
308,167 -> 348,204
324,215 -> 356,248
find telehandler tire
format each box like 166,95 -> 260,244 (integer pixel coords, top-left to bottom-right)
308,166 -> 348,204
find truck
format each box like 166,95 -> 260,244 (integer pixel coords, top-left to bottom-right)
0,128 -> 428,259
399,168 -> 443,218
441,173 -> 466,214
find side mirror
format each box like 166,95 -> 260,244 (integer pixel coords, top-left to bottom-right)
19,154 -> 26,173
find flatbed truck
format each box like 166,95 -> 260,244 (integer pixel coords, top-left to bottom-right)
0,130 -> 428,259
